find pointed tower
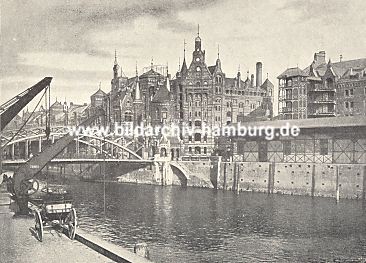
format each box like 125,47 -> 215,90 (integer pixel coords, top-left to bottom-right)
113,50 -> 120,79
166,65 -> 171,92
181,39 -> 188,76
216,44 -> 221,70
133,63 -> 144,125
237,65 -> 241,89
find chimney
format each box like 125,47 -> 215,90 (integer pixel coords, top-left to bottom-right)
251,74 -> 255,88
313,51 -> 326,66
340,54 -> 343,62
256,62 -> 262,87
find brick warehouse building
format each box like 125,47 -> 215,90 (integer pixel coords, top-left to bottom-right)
278,51 -> 366,119
90,32 -> 274,159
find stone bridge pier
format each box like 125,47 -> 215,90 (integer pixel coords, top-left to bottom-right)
151,157 -> 221,188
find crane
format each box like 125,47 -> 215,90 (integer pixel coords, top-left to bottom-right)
0,77 -> 52,131
11,108 -> 105,214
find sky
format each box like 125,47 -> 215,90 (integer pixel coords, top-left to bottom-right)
1,0 -> 366,115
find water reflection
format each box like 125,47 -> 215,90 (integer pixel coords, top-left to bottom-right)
69,181 -> 366,262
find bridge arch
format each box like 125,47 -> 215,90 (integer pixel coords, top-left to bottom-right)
2,131 -> 143,160
170,162 -> 189,187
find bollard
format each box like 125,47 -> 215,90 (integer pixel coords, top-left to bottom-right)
134,242 -> 150,259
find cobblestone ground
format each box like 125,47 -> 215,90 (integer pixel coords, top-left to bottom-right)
0,185 -> 113,263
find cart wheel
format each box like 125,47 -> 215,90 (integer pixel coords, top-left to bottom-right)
34,210 -> 43,242
67,208 -> 77,240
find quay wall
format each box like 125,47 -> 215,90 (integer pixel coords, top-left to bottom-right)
217,161 -> 366,199
48,160 -> 366,200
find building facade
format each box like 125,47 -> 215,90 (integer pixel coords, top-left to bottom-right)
90,33 -> 274,159
278,51 -> 366,119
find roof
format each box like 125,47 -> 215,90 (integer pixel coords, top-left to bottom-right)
208,65 -> 216,75
304,58 -> 366,78
277,67 -> 307,79
225,77 -> 236,87
340,67 -> 366,80
140,69 -> 162,78
236,115 -> 366,130
152,86 -> 170,103
260,78 -> 274,90
91,89 -> 106,97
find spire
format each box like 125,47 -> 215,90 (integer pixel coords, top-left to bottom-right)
267,73 -> 269,79
195,24 -> 201,50
114,50 -> 118,65
113,50 -> 120,78
181,40 -> 188,75
183,39 -> 186,59
166,64 -> 170,92
216,45 -> 221,68
134,65 -> 141,103
151,57 -> 154,70
134,80 -> 142,102
237,65 -> 241,89
99,81 -> 101,90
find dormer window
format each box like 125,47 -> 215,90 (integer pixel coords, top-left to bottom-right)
196,66 -> 201,72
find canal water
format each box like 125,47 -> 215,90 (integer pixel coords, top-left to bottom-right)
69,181 -> 366,262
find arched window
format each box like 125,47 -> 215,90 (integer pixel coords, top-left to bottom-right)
227,111 -> 231,117
194,146 -> 201,154
160,148 -> 167,157
196,66 -> 201,72
194,133 -> 201,142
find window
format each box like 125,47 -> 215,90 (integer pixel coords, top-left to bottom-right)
350,101 -> 354,109
204,147 -> 207,154
283,141 -> 291,155
345,101 -> 349,109
194,147 -> 201,154
196,66 -> 201,72
350,89 -> 354,96
345,90 -> 349,96
194,120 -> 201,127
194,133 -> 201,142
320,139 -> 328,155
124,111 -> 133,122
